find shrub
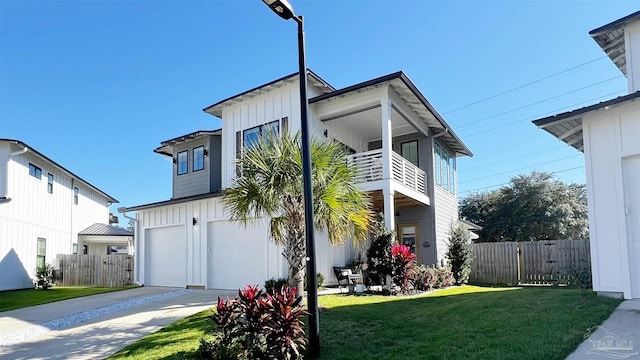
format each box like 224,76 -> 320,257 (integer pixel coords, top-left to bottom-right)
34,263 -> 54,290
390,244 -> 416,293
303,273 -> 325,290
414,265 -> 454,291
201,284 -> 308,360
568,265 -> 592,293
445,224 -> 473,285
434,266 -> 454,288
366,213 -> 394,285
264,278 -> 288,294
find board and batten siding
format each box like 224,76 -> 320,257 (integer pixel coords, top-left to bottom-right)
0,144 -> 111,290
172,137 -> 212,199
582,100 -> 640,299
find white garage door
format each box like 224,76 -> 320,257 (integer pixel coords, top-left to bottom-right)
208,220 -> 279,290
146,226 -> 186,287
623,156 -> 640,298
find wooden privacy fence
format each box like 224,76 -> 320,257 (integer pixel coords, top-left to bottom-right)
56,254 -> 134,287
469,239 -> 590,285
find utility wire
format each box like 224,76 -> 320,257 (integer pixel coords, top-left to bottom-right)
456,75 -> 624,130
443,55 -> 608,115
457,166 -> 585,195
459,145 -> 568,172
459,89 -> 627,138
458,154 -> 583,184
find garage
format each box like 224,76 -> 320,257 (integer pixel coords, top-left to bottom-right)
207,220 -> 280,290
146,226 -> 186,287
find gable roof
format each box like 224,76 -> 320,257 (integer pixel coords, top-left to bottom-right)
532,91 -> 640,151
589,10 -> 640,76
203,69 -> 335,118
0,139 -> 118,203
79,223 -> 133,236
310,71 -> 473,157
154,129 -> 222,156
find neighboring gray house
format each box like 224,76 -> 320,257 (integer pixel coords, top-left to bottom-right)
120,70 -> 472,290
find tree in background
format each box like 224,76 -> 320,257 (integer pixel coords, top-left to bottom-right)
445,224 -> 473,285
460,171 -> 588,242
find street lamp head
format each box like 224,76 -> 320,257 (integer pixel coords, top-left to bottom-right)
262,0 -> 295,20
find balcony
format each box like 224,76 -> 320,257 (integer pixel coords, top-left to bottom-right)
347,149 -> 427,198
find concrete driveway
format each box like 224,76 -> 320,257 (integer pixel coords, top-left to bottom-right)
0,287 -> 235,360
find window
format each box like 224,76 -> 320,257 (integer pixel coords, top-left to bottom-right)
401,140 -> 419,166
72,243 -> 78,255
193,146 -> 205,172
177,150 -> 188,175
47,173 -> 54,194
37,238 -> 46,268
73,186 -> 79,204
29,163 -> 42,179
434,142 -> 456,194
242,120 -> 280,149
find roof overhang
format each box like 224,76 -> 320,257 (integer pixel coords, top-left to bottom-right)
118,191 -> 224,213
589,10 -> 640,75
154,129 -> 222,156
310,71 -> 473,157
532,91 -> 640,152
0,139 -> 118,203
203,70 -> 335,118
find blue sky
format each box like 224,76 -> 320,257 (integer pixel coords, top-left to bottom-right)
1,0 -> 637,221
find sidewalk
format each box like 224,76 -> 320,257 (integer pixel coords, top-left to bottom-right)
0,287 -> 233,360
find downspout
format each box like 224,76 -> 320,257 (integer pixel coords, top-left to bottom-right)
1,144 -> 29,203
121,210 -> 142,286
432,128 -> 448,139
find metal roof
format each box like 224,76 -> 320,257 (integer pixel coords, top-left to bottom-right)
0,139 -> 118,203
589,10 -> 640,76
202,70 -> 335,118
154,129 -> 222,156
78,223 -> 133,236
532,91 -> 640,151
309,71 -> 473,157
118,191 -> 224,212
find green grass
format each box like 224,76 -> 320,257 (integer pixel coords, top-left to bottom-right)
0,286 -> 132,312
108,286 -> 622,360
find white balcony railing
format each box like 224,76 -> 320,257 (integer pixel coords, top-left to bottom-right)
347,149 -> 427,194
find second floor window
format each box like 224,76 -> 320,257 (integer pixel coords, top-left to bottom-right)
177,150 -> 188,175
47,173 -> 54,194
401,140 -> 419,167
243,120 -> 280,149
193,146 -> 204,171
29,163 -> 42,179
434,142 -> 456,194
73,186 -> 79,204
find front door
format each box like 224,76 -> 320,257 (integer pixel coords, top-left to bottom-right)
398,224 -> 419,260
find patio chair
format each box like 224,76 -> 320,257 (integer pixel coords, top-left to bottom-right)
333,266 -> 363,292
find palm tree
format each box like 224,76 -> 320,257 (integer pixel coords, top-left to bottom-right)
224,132 -> 373,295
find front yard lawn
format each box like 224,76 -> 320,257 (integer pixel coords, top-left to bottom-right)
0,286 -> 132,312
109,285 -> 622,360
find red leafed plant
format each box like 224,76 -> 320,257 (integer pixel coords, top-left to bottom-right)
391,244 -> 417,293
201,284 -> 308,360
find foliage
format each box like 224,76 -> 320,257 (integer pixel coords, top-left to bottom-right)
303,273 -> 325,290
34,263 -> 55,290
224,132 -> 373,295
390,245 -> 416,293
460,171 -> 589,242
264,278 -> 288,294
366,213 -> 394,285
567,265 -> 592,293
414,265 -> 454,291
201,284 -> 308,360
445,224 -> 473,285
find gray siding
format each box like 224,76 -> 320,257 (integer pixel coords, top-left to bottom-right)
433,186 -> 458,266
173,138 -> 212,199
395,206 -> 437,266
209,135 -> 222,192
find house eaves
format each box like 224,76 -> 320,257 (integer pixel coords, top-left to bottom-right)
118,191 -> 224,213
532,91 -> 640,152
309,71 -> 473,157
203,70 -> 335,118
589,10 -> 640,76
154,129 -> 222,156
79,223 -> 133,236
0,139 -> 118,203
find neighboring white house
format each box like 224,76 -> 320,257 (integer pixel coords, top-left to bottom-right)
0,139 -> 119,291
533,11 -> 640,299
119,70 -> 472,290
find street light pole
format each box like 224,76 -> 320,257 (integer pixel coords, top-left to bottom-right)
261,1 -> 320,357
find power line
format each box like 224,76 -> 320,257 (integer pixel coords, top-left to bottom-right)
458,154 -> 583,184
457,166 -> 585,195
459,89 -> 627,138
459,145 -> 568,172
442,55 -> 608,115
456,75 -> 624,130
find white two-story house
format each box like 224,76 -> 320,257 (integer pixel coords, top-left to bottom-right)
533,11 -> 640,299
0,139 -> 120,291
119,70 -> 472,290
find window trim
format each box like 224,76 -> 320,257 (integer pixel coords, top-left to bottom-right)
47,173 -> 54,194
193,146 -> 205,172
434,142 -> 456,194
37,238 -> 46,268
29,163 -> 42,179
73,186 -> 79,205
177,150 -> 188,175
400,140 -> 419,167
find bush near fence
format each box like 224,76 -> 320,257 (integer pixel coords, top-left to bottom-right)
56,254 -> 134,287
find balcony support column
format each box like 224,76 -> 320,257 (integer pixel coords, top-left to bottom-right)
381,98 -> 393,181
383,186 -> 395,232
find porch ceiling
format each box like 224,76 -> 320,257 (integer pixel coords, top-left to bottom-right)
328,106 -> 419,143
368,190 -> 426,212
